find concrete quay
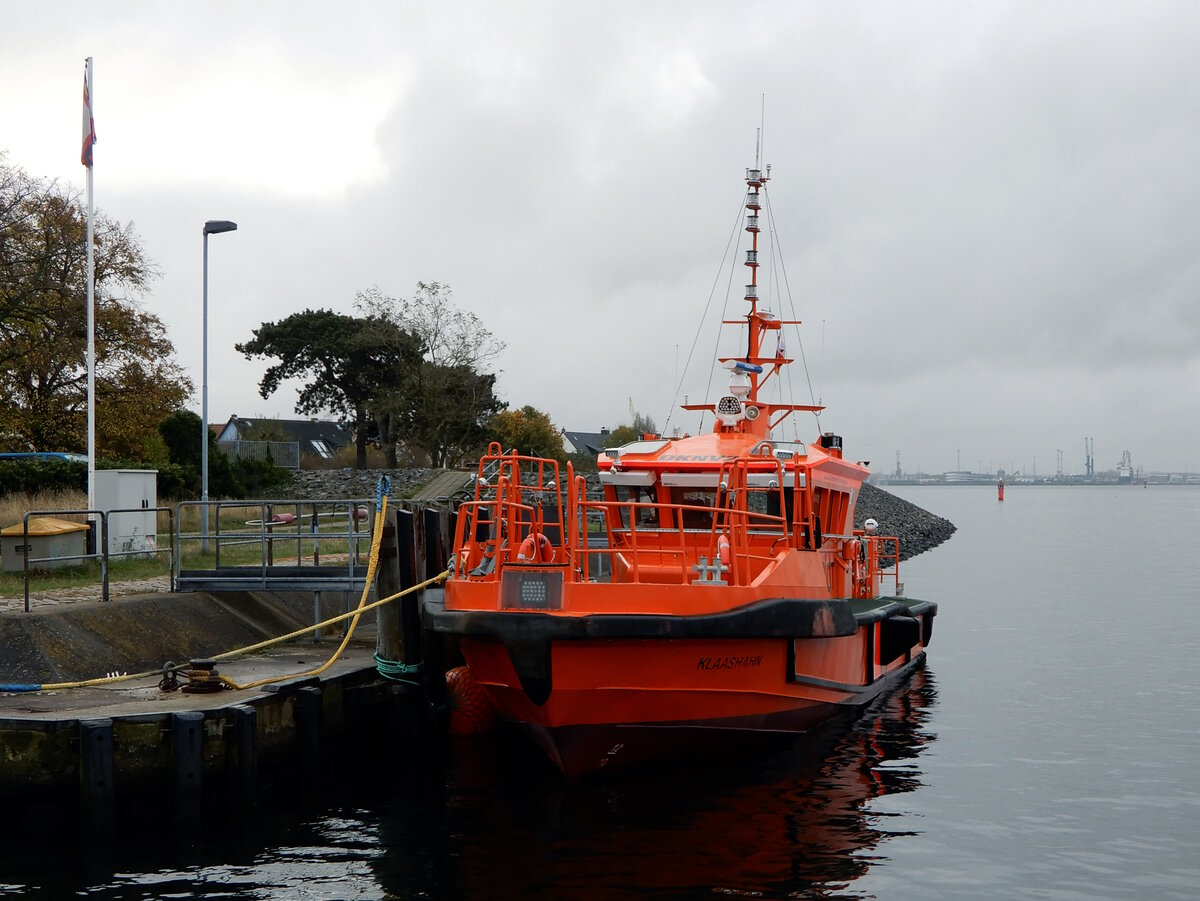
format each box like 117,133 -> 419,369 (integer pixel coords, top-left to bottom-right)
0,588 -> 404,817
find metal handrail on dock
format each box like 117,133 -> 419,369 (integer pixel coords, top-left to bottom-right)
14,507 -> 176,611
174,498 -> 375,593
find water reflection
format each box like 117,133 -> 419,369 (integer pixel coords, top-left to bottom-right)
380,666 -> 939,900
0,669 -> 936,899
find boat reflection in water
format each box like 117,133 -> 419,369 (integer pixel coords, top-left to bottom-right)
0,674 -> 935,899
388,667 -> 939,900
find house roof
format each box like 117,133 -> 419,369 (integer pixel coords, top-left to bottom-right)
217,416 -> 352,459
561,429 -> 613,457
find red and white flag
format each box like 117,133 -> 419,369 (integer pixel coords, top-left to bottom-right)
81,64 -> 96,167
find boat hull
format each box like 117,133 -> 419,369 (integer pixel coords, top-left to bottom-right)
517,653 -> 927,777
425,591 -> 936,777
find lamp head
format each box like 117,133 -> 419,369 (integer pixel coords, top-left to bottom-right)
203,219 -> 238,235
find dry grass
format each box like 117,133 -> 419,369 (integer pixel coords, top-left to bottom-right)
0,489 -> 90,529
0,489 -> 168,595
1,489 -> 186,535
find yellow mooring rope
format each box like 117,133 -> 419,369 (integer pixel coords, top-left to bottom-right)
17,488 -> 449,694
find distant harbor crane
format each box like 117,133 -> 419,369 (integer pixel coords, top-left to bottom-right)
1117,450 -> 1133,484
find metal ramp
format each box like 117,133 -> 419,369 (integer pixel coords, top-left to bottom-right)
174,498 -> 374,594
407,470 -> 476,504
176,563 -> 369,593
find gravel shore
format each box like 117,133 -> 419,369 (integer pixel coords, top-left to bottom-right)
857,482 -> 956,561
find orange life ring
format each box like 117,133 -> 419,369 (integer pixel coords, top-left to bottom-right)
517,531 -> 554,563
717,534 -> 731,566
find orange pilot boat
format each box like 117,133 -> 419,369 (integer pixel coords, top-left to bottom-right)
424,158 -> 937,777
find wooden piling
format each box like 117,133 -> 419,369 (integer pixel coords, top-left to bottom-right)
294,685 -> 323,772
171,711 -> 204,817
375,508 -> 404,670
397,508 -> 424,674
79,718 -> 114,823
421,507 -> 451,706
230,704 -> 258,800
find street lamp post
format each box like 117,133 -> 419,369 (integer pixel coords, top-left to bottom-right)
202,219 -> 237,552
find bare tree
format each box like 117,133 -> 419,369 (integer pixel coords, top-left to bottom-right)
354,282 -> 505,369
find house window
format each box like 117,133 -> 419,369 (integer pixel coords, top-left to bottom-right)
310,439 -> 333,458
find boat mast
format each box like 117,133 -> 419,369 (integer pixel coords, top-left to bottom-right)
687,146 -> 823,435
743,154 -> 769,402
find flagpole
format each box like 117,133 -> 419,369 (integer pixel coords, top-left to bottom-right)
85,56 -> 96,515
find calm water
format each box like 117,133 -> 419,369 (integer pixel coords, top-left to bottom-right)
3,485 -> 1198,899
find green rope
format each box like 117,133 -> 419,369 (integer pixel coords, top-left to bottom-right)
374,653 -> 423,681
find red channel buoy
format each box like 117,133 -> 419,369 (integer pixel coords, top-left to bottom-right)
998,479 -> 1005,501
445,666 -> 499,736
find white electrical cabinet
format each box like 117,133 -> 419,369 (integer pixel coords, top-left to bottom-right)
96,469 -> 158,554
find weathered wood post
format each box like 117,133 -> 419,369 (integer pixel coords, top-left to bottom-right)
422,506 -> 451,707
171,711 -> 204,818
230,704 -> 258,804
294,685 -> 323,775
375,506 -> 403,673
397,506 -> 425,676
79,718 -> 115,825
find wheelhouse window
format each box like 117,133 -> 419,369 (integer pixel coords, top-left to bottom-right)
611,485 -> 661,529
671,488 -> 716,530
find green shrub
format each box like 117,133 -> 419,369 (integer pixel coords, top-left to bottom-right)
0,454 -> 291,503
231,457 -> 294,497
0,460 -> 87,496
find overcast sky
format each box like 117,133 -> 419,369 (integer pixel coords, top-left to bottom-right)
4,2 -> 1198,476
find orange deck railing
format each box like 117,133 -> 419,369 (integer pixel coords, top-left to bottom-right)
450,447 -> 902,597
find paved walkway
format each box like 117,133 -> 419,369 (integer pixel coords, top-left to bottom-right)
0,577 -> 171,613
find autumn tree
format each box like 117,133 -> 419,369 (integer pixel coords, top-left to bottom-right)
0,155 -> 191,457
355,283 -> 507,467
236,309 -> 421,469
394,363 -> 505,467
489,405 -> 567,462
